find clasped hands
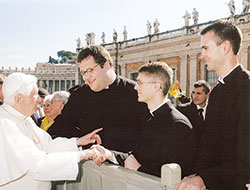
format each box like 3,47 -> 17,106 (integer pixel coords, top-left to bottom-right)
75,128 -> 140,171
81,144 -> 142,171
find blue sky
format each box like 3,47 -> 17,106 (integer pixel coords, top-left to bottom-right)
0,0 -> 244,69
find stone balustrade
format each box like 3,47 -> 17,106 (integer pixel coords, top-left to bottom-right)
56,161 -> 181,190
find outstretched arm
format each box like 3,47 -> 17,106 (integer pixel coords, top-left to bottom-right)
77,128 -> 103,146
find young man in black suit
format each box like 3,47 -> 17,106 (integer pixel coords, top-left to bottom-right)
93,62 -> 195,177
177,80 -> 211,153
49,45 -> 148,153
176,21 -> 250,190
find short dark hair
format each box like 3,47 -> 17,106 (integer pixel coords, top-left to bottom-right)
38,88 -> 49,98
193,80 -> 211,94
138,62 -> 173,96
77,45 -> 113,67
200,20 -> 242,55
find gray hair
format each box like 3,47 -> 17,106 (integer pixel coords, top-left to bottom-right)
2,73 -> 37,105
44,94 -> 53,102
52,91 -> 70,105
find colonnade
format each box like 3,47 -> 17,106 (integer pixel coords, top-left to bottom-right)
38,79 -> 75,94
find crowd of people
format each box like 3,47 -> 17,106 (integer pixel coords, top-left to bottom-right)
0,20 -> 250,190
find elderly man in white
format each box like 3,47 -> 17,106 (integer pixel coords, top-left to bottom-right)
0,73 -> 102,190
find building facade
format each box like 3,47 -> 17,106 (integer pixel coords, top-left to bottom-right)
104,14 -> 250,96
1,14 -> 250,96
0,63 -> 78,94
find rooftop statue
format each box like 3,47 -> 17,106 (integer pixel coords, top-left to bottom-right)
147,20 -> 152,35
76,37 -> 81,49
228,0 -> 235,15
243,0 -> 250,14
192,8 -> 199,25
113,29 -> 118,43
183,11 -> 191,26
101,32 -> 106,44
153,18 -> 160,34
123,26 -> 128,41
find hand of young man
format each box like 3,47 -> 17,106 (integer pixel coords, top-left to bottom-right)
174,175 -> 206,190
246,184 -> 250,190
77,128 -> 103,146
124,154 -> 141,171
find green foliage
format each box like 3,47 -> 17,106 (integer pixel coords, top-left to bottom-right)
57,50 -> 76,59
49,50 -> 76,64
48,56 -> 58,64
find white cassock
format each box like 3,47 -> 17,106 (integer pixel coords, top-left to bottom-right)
0,104 -> 80,190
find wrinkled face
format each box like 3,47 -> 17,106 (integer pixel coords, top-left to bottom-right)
191,87 -> 209,108
200,31 -> 224,72
22,88 -> 39,117
43,99 -> 53,116
134,72 -> 156,104
80,56 -> 110,92
51,95 -> 64,116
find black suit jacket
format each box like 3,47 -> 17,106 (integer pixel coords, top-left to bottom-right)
177,102 -> 205,153
115,101 -> 195,177
48,76 -> 149,153
197,65 -> 250,189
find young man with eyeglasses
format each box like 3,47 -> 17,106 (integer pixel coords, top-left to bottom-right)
92,62 -> 195,177
49,45 -> 149,152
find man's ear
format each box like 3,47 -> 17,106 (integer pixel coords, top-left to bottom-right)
103,61 -> 111,70
207,92 -> 210,99
155,81 -> 162,91
222,40 -> 232,55
14,94 -> 24,104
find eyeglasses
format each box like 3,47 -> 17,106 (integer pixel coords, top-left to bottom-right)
80,64 -> 99,76
136,80 -> 157,86
43,103 -> 51,108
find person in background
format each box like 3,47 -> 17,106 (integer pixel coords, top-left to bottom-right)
38,95 -> 53,131
32,88 -> 49,124
42,91 -> 70,135
0,72 -> 103,190
177,80 -> 211,153
0,74 -> 6,105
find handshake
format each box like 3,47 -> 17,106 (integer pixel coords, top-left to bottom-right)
79,145 -> 142,171
80,144 -> 113,165
76,128 -> 142,171
75,128 -> 112,165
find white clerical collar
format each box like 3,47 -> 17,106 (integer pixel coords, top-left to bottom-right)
2,103 -> 27,120
150,98 -> 170,116
104,74 -> 117,89
218,64 -> 240,84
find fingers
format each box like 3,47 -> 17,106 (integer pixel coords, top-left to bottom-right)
94,134 -> 102,144
89,128 -> 103,137
246,184 -> 250,190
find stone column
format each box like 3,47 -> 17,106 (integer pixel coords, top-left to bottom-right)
53,80 -> 55,92
239,47 -> 248,69
189,54 -> 198,95
180,55 -> 188,93
59,80 -> 61,91
70,80 -> 73,88
46,80 -> 49,91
